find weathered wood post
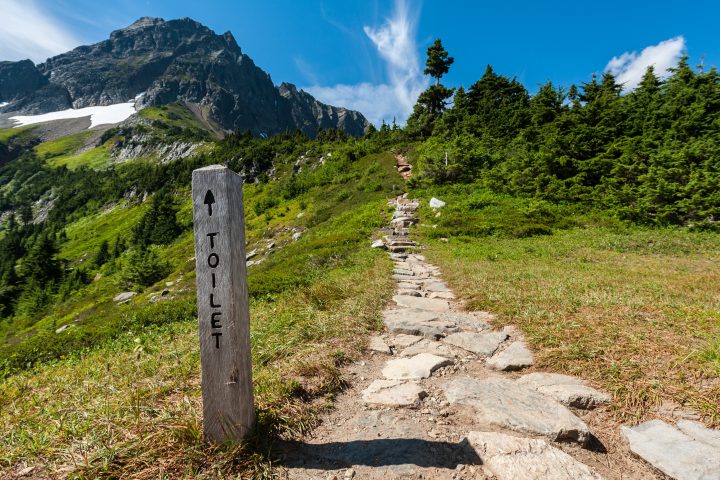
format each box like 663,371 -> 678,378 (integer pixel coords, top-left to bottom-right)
191,165 -> 254,442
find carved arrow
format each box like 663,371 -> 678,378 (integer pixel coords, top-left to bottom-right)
204,190 -> 215,216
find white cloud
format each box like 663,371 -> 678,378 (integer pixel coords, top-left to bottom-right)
305,0 -> 427,126
605,36 -> 685,92
0,0 -> 80,63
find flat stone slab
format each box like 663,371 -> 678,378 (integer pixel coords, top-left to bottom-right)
423,280 -> 451,292
466,431 -> 602,480
397,282 -> 421,290
361,380 -> 427,407
443,331 -> 508,356
367,336 -> 392,354
443,378 -> 590,445
441,313 -> 492,331
621,420 -> 720,480
382,353 -> 453,380
393,295 -> 450,312
399,339 -> 457,358
487,341 -> 534,371
516,373 -> 610,409
429,291 -> 455,300
393,268 -> 415,276
677,420 -> 720,449
384,309 -> 459,339
397,289 -> 422,297
388,334 -> 424,349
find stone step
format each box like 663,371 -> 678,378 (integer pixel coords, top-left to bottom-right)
622,420 -> 720,480
466,431 -> 603,480
443,377 -> 591,446
515,373 -> 610,409
361,379 -> 427,407
382,353 -> 453,380
443,331 -> 508,356
393,295 -> 450,312
487,341 -> 534,371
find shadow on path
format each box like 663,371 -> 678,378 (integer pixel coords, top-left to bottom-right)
278,437 -> 482,470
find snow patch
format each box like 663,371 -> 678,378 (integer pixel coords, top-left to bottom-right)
0,102 -> 8,108
10,100 -> 137,129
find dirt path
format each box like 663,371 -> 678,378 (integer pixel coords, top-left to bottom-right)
277,192 -> 719,480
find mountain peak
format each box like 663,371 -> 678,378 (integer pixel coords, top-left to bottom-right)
0,17 -> 369,137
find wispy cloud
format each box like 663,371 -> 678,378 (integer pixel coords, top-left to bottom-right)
0,0 -> 80,63
305,0 -> 427,126
605,36 -> 685,92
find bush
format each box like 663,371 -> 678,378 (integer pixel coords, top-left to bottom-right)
119,247 -> 171,290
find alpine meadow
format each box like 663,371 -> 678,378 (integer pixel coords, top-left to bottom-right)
0,4 -> 718,480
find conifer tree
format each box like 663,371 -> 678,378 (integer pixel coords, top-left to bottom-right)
424,39 -> 455,86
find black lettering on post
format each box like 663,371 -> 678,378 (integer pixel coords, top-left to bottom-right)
204,190 -> 215,216
208,253 -> 220,268
211,311 -> 222,328
211,273 -> 216,288
210,294 -> 221,308
212,332 -> 222,348
207,232 -> 219,248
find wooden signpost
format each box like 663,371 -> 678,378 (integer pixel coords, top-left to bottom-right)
191,165 -> 254,442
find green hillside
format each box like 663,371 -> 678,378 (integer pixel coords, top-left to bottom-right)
1,41 -> 719,478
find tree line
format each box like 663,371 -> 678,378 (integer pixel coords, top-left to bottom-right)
408,40 -> 720,227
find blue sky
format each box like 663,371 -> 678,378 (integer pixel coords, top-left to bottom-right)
1,0 -> 718,125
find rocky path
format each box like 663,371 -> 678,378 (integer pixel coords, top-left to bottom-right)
278,194 -> 720,480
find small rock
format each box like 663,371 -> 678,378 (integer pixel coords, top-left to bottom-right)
297,211 -> 305,218
292,232 -> 302,241
55,325 -> 70,334
382,353 -> 453,380
368,336 -> 392,354
246,249 -> 257,260
371,239 -> 386,249
165,281 -> 174,287
344,468 -> 356,479
16,466 -> 36,477
487,341 -> 534,371
429,197 -> 446,209
113,291 -> 136,302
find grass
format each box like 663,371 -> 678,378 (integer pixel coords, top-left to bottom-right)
0,125 -> 38,146
412,184 -> 720,425
33,131 -> 114,170
0,145 -> 402,477
0,247 -> 393,479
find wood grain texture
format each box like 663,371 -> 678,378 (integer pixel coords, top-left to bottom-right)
192,165 -> 254,442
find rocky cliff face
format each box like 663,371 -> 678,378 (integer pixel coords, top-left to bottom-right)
0,17 -> 369,137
